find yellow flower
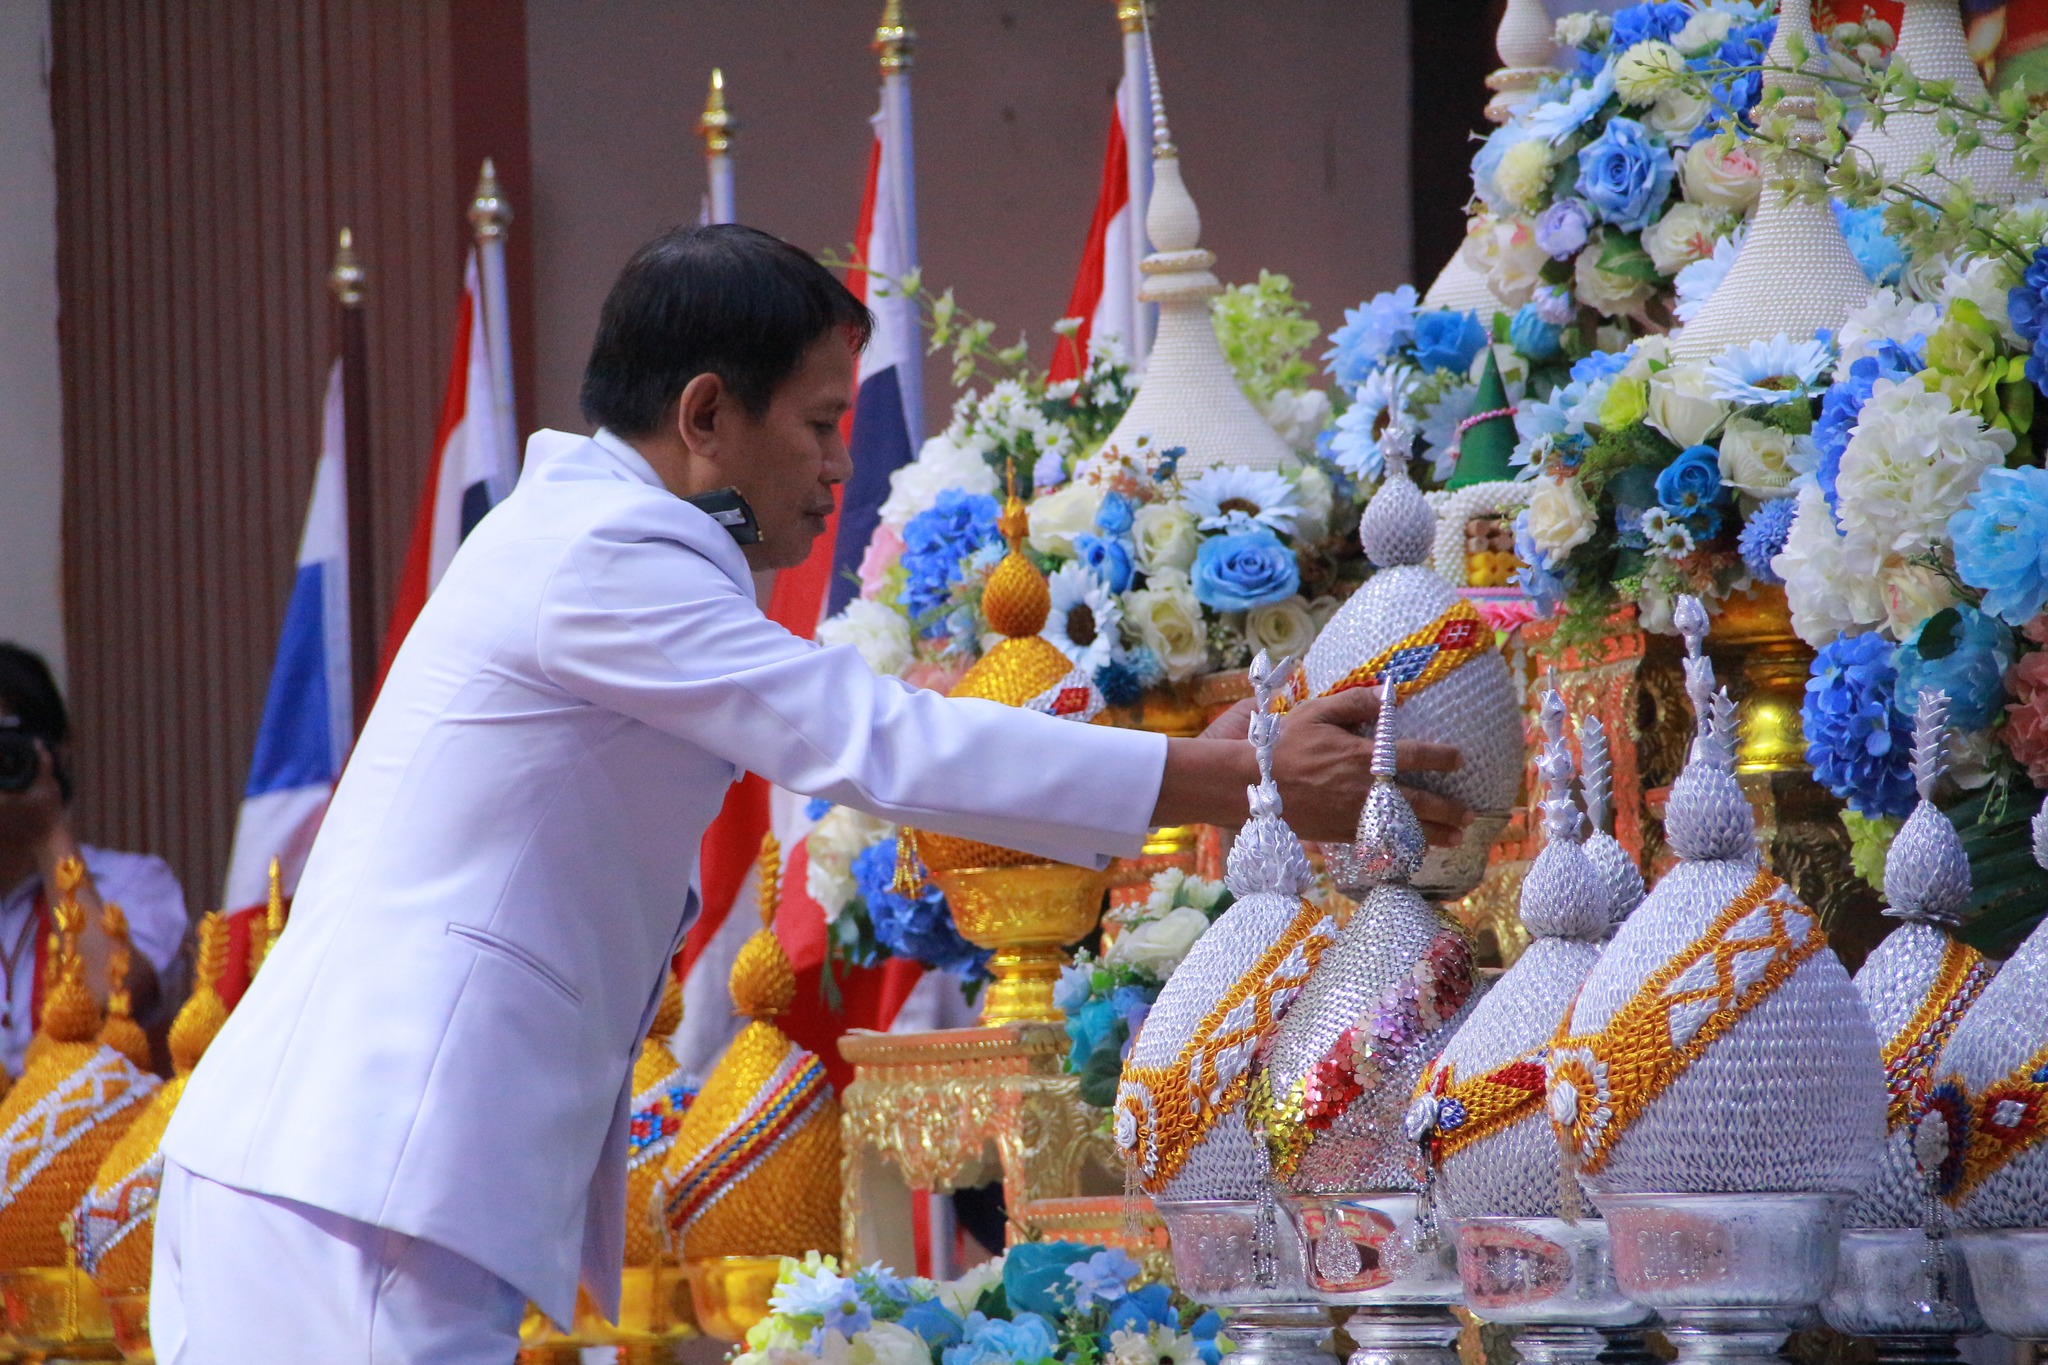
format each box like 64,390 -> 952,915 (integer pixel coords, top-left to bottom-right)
1495,138 -> 1556,214
1598,375 -> 1649,429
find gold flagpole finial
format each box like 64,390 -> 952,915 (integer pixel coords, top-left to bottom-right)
1115,0 -> 1148,35
266,855 -> 287,949
756,832 -> 781,928
874,0 -> 915,74
330,227 -> 365,308
698,68 -> 734,155
469,158 -> 512,243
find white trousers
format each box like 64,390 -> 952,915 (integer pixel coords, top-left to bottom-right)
151,1159 -> 526,1364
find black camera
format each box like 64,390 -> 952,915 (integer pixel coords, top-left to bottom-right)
0,721 -> 41,794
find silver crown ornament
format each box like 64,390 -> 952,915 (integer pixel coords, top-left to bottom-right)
1547,596 -> 1886,1364
1249,679 -> 1481,1365
1122,651 -> 1344,1365
1304,406 -> 1522,902
1944,805 -> 2048,1343
1823,692 -> 1998,1354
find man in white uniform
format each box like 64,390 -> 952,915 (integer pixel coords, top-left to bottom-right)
156,226 -> 1469,1362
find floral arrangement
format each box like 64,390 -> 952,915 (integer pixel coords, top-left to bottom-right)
805,802 -> 991,996
1054,871 -> 1233,1110
736,1247 -> 1225,1365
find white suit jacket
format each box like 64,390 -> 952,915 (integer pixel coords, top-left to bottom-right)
164,432 -> 1167,1324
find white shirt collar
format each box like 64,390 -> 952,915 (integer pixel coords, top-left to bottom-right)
590,429 -> 666,490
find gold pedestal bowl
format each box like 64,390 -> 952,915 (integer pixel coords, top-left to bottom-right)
1,1266 -> 119,1362
684,1255 -> 784,1344
931,861 -> 1111,1025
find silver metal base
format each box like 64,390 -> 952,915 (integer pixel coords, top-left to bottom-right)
1340,1305 -> 1462,1365
1225,1304 -> 1342,1365
1594,1328 -> 1659,1365
1507,1325 -> 1609,1365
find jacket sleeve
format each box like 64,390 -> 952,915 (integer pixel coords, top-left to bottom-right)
535,517 -> 1169,867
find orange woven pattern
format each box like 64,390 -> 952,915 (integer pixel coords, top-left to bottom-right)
1294,600 -> 1492,707
626,1040 -> 687,1268
1413,1052 -> 1547,1165
80,1076 -> 183,1295
1880,940 -> 1994,1132
1939,1037 -> 2048,1200
1116,899 -> 1338,1193
951,634 -> 1075,710
0,1042 -> 158,1270
1548,871 -> 1823,1176
982,551 -> 1052,639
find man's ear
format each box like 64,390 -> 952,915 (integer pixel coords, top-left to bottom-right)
675,371 -> 725,462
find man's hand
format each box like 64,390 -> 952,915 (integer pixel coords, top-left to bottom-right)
1156,688 -> 1472,846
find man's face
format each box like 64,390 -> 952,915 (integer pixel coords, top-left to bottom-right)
724,335 -> 856,570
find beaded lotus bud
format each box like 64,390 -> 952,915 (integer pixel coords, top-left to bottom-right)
625,957 -> 691,1270
1547,597 -> 1885,1197
1300,427 -> 1520,900
1926,804 -> 2048,1228
1116,652 -> 1341,1199
1577,713 -> 1644,931
1250,682 -> 1483,1193
1412,686 -> 1609,1219
98,902 -> 148,1071
657,836 -> 839,1261
1847,691 -> 1999,1229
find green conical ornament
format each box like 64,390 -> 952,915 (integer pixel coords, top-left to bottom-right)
1445,348 -> 1517,490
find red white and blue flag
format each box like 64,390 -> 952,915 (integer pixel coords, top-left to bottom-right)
1050,75 -> 1141,384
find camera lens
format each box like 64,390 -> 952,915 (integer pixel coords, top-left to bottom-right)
0,733 -> 39,794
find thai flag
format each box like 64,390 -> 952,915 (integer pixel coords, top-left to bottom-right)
377,247 -> 519,688
1049,70 -> 1147,384
220,362 -> 353,927
678,76 -> 927,1096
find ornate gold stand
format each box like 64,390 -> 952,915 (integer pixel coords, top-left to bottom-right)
516,1266 -> 695,1365
935,865 -> 1112,1025
838,1024 -> 1119,1266
0,1266 -> 119,1362
682,1257 -> 781,1344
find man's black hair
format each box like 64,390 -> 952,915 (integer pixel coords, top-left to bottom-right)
0,644 -> 67,747
580,224 -> 874,438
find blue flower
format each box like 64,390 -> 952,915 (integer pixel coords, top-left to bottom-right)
1803,631 -> 1916,818
1895,605 -> 2014,732
2008,245 -> 2048,345
1813,343 -> 1921,511
1509,304 -> 1565,362
901,1300 -> 966,1348
1096,491 -> 1136,536
1074,533 -> 1136,593
821,1294 -> 873,1338
1576,117 -> 1674,233
1110,983 -> 1154,1059
1105,1283 -> 1177,1336
1192,529 -> 1301,611
1952,466 -> 2048,625
1832,202 -> 1906,287
857,1263 -> 916,1304
1610,2 -> 1689,48
1032,446 -> 1068,491
1513,511 -> 1566,617
1709,18 -> 1776,125
1325,286 -> 1419,387
1065,996 -> 1122,1073
1190,1310 -> 1224,1365
1125,644 -> 1167,688
1002,1245 -> 1098,1319
1534,200 -> 1594,259
1410,310 -> 1489,376
1053,960 -> 1096,1013
804,797 -> 834,821
901,491 -> 1002,632
944,1312 -> 1061,1365
1065,1248 -> 1142,1308
1526,61 -> 1618,145
1570,349 -> 1632,386
1094,659 -> 1142,706
1655,445 -> 1723,521
852,839 -> 991,978
1738,497 -> 1798,585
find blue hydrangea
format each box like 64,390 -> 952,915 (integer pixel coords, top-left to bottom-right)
1738,497 -> 1798,585
900,490 -> 1001,632
852,838 -> 991,978
1832,202 -> 1906,287
1812,342 -> 1921,513
1325,286 -> 1419,387
1110,984 -> 1153,1059
1576,116 -> 1674,233
1410,309 -> 1489,375
1709,18 -> 1776,125
1571,348 -> 1633,386
1803,631 -> 1917,818
1951,465 -> 2048,625
1610,1 -> 1689,49
1106,1284 -> 1177,1336
1065,1249 -> 1141,1308
804,797 -> 834,821
1895,605 -> 2014,732
1192,529 -> 1302,611
1509,303 -> 1565,362
2009,245 -> 2048,395
901,1301 -> 966,1349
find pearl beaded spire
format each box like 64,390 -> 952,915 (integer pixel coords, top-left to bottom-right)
1850,0 -> 2023,205
1579,712 -> 1645,928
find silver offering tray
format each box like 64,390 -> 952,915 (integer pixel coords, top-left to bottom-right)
1955,1227 -> 2048,1343
1821,1226 -> 1982,1362
1280,1191 -> 1461,1365
1456,1216 -> 1655,1365
1154,1197 -> 1339,1365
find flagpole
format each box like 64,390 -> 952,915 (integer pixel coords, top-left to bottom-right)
873,0 -> 922,447
1117,0 -> 1154,370
469,160 -> 519,496
698,69 -> 736,225
329,229 -> 375,732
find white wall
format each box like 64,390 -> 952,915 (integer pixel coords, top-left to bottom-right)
0,0 -> 65,681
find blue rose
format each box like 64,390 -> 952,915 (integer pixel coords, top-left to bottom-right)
1803,631 -> 1916,818
1192,529 -> 1301,611
1073,533 -> 1136,593
1411,309 -> 1489,376
1534,200 -> 1593,260
1509,304 -> 1564,362
945,1312 -> 1061,1365
1655,446 -> 1722,521
1001,1245 -> 1098,1320
1576,116 -> 1674,233
1895,605 -> 2014,732
901,1300 -> 965,1348
1952,466 -> 2048,626
1105,1283 -> 1177,1336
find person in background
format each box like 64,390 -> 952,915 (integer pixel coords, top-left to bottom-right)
0,643 -> 182,1074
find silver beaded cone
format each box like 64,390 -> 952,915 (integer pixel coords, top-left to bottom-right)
1548,596 -> 1886,1196
1251,679 -> 1485,1194
1302,424 -> 1521,899
1115,652 -> 1342,1201
1849,691 -> 2000,1228
1934,806 -> 2048,1228
1579,712 -> 1645,933
1415,688 -> 1610,1219
1847,0 -> 2024,206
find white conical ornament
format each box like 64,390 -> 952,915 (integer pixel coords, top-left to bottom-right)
1096,41 -> 1293,474
1578,713 -> 1645,934
1848,0 -> 2024,206
1485,0 -> 1558,122
1115,652 -> 1341,1202
1412,687 -> 1610,1220
1672,0 -> 1872,359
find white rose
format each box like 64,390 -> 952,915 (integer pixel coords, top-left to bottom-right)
1941,256 -> 2024,345
1494,136 -> 1556,212
1642,204 -> 1721,276
1122,571 -> 1210,681
1105,905 -> 1211,978
1615,40 -> 1685,105
1471,215 -> 1550,308
1574,233 -> 1654,317
1880,556 -> 1965,640
805,806 -> 894,923
1245,595 -> 1318,662
1287,462 -> 1335,540
938,1260 -> 1004,1317
1525,476 -> 1597,559
1556,13 -> 1598,48
1675,9 -> 1736,54
1715,417 -> 1807,499
1679,140 -> 1763,212
1308,595 -> 1342,630
1262,388 -> 1332,454
1620,335 -> 1674,384
1131,503 -> 1199,576
1646,86 -> 1712,140
1645,362 -> 1732,448
852,1323 -> 929,1365
816,598 -> 915,677
1027,479 -> 1104,557
877,434 -> 999,528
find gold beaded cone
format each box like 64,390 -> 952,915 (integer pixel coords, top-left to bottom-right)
625,965 -> 687,1271
659,836 -> 839,1342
